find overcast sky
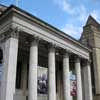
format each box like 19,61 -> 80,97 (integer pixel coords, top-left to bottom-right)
0,0 -> 100,39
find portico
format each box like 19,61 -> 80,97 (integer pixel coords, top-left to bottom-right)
0,5 -> 93,100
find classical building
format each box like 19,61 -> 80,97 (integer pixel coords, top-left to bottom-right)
0,4 -> 93,100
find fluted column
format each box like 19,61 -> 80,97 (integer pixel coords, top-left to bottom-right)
28,39 -> 38,100
83,61 -> 93,100
75,57 -> 83,100
1,32 -> 18,100
48,46 -> 56,100
63,52 -> 70,100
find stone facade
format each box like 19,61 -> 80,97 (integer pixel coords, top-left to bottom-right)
80,16 -> 100,100
0,4 -> 93,100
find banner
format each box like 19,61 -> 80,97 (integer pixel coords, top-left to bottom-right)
70,71 -> 77,96
37,67 -> 48,94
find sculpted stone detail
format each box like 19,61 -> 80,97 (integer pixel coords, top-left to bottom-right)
0,27 -> 19,42
6,27 -> 19,39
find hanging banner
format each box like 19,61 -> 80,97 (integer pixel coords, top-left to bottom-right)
37,66 -> 48,94
70,71 -> 77,96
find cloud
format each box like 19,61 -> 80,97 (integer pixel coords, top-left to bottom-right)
62,23 -> 82,39
91,10 -> 100,23
61,0 -> 75,14
53,0 -> 100,39
62,9 -> 100,39
53,0 -> 88,39
54,0 -> 77,14
54,0 -> 88,23
78,5 -> 88,22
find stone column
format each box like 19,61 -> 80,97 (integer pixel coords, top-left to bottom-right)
28,39 -> 38,100
83,61 -> 93,100
63,52 -> 70,100
1,32 -> 18,100
75,57 -> 83,100
48,46 -> 56,100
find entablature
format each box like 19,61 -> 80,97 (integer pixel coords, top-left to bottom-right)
0,5 -> 91,60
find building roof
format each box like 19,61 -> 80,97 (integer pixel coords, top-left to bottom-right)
0,4 -> 7,15
86,15 -> 100,27
0,5 -> 91,52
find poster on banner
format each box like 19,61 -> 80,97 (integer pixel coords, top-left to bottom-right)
70,71 -> 77,96
37,67 -> 48,94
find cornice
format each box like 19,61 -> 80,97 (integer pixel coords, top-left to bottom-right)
0,5 -> 91,52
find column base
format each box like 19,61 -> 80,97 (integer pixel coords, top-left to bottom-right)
13,89 -> 48,100
93,95 -> 100,100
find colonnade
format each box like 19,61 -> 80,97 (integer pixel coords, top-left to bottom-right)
1,33 -> 93,100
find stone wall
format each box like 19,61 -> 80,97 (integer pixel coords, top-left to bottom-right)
80,16 -> 100,99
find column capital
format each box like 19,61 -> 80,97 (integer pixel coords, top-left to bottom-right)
87,59 -> 92,64
87,59 -> 91,65
48,42 -> 56,52
7,27 -> 19,39
63,51 -> 69,58
74,56 -> 80,63
30,36 -> 40,46
82,59 -> 91,66
0,27 -> 19,42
